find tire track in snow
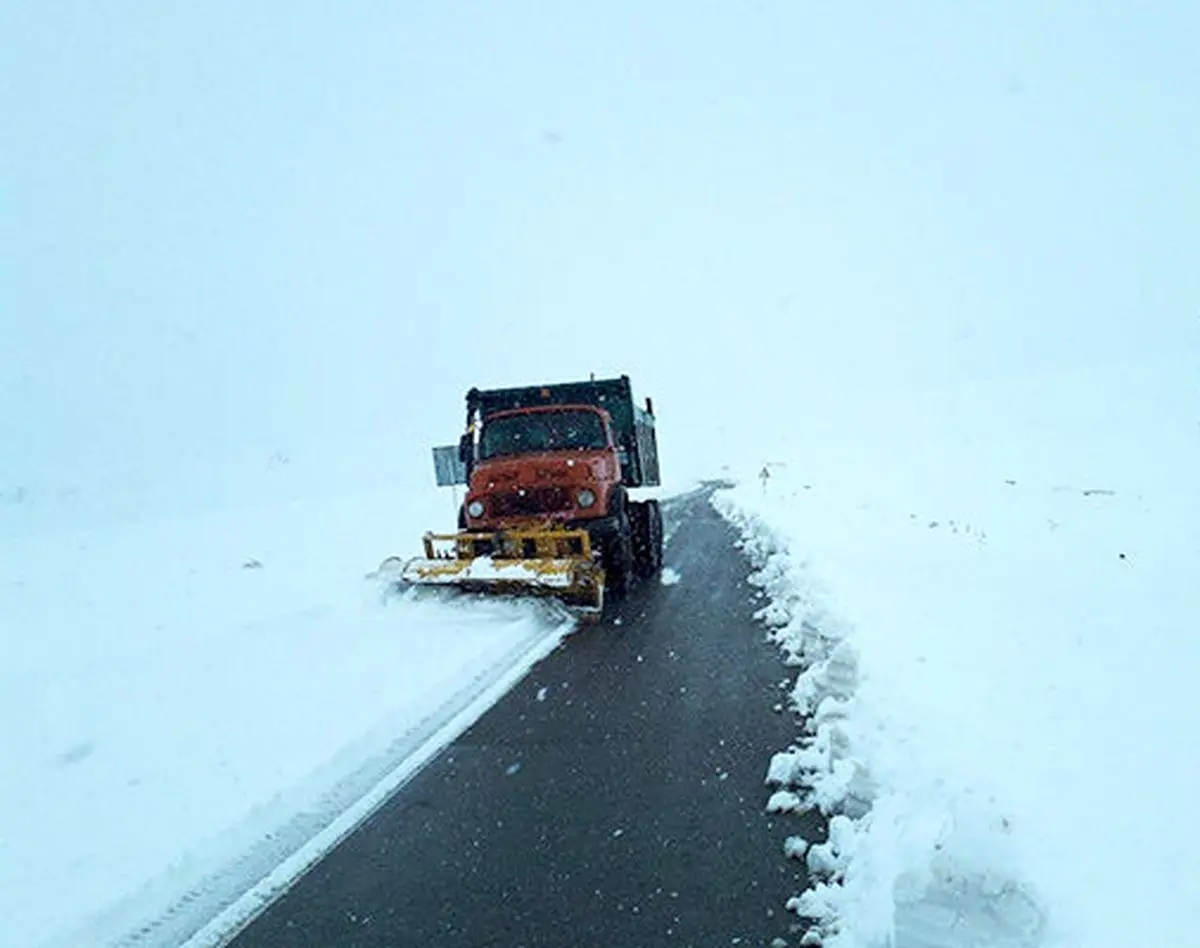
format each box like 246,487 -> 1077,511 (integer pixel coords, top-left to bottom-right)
54,609 -> 573,948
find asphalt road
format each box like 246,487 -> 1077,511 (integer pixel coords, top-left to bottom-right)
229,487 -> 820,948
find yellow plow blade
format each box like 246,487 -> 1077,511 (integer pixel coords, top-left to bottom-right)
393,526 -> 605,618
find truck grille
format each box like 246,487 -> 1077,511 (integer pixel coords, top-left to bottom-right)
491,487 -> 573,517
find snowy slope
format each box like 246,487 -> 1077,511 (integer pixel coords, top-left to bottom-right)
0,456 -> 573,948
715,356 -> 1200,947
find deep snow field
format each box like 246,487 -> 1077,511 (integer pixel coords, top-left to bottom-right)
3,354 -> 1196,948
715,355 -> 1200,947
0,445 -> 576,948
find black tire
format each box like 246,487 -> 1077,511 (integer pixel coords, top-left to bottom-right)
629,501 -> 650,578
630,500 -> 663,579
646,499 -> 664,574
457,505 -> 468,530
604,494 -> 635,599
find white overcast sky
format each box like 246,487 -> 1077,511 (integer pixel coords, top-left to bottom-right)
2,2 -> 1196,481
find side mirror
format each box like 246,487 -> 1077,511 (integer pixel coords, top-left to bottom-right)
458,432 -> 473,465
432,445 -> 468,486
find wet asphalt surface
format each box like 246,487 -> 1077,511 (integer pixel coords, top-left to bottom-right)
229,487 -> 820,948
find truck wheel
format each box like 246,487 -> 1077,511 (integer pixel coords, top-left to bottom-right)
646,499 -> 663,574
629,501 -> 651,578
630,501 -> 660,579
604,507 -> 635,599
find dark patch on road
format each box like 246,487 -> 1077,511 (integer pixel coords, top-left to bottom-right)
229,488 -> 818,947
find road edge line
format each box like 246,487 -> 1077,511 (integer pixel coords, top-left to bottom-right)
180,618 -> 573,948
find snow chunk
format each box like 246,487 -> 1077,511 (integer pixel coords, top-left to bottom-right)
766,790 -> 807,814
766,750 -> 804,787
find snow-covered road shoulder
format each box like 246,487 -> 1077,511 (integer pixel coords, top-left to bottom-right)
713,398 -> 1200,948
1,485 -> 573,948
176,596 -> 572,948
714,490 -> 1046,948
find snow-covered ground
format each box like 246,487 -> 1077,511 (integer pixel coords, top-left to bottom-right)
715,354 -> 1200,947
5,4 -> 1197,946
5,356 -> 1196,948
0,451 -> 574,948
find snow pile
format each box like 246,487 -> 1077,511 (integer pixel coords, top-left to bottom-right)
0,455 -> 571,948
715,357 -> 1200,948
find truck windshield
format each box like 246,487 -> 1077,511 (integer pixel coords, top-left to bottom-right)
479,410 -> 607,459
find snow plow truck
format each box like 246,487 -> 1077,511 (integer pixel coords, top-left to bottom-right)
382,376 -> 662,617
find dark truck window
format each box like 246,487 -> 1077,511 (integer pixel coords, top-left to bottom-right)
479,410 -> 607,459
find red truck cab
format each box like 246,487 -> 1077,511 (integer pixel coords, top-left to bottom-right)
462,404 -> 623,531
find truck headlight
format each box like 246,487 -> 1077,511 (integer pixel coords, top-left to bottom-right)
467,500 -> 486,518
577,488 -> 597,508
